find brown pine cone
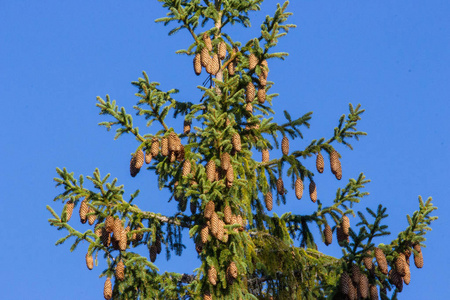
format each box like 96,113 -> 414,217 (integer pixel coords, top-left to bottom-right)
119,227 -> 127,251
156,236 -> 162,254
330,150 -> 342,180
79,198 -> 89,224
228,261 -> 238,278
389,269 -> 403,292
257,85 -> 265,104
316,152 -> 324,173
194,53 -> 202,75
226,165 -> 234,186
210,54 -> 220,75
217,220 -> 225,241
206,160 -> 216,182
210,212 -> 219,237
161,137 -> 169,156
245,102 -> 253,113
259,72 -> 267,86
369,284 -> 379,300
94,223 -> 102,237
116,260 -> 125,281
363,251 -> 373,271
261,59 -> 268,78
195,240 -> 203,254
218,41 -> 227,60
101,227 -> 111,247
249,53 -> 258,70
324,224 -> 332,246
182,159 -> 191,177
65,200 -> 74,221
231,215 -> 239,233
375,248 -> 388,275
203,32 -> 212,51
359,273 -> 369,299
150,138 -> 160,156
276,177 -> 284,195
232,133 -> 241,152
87,207 -> 96,226
224,205 -> 232,224
203,291 -> 212,300
309,180 -> 317,203
295,177 -> 303,200
204,201 -> 215,219
113,218 -> 123,239
351,264 -> 360,284
105,216 -> 114,233
395,253 -> 407,277
341,215 -> 350,235
413,244 -> 423,268
281,136 -> 289,155
208,265 -> 218,285
221,152 -> 231,170
340,271 -> 351,296
228,59 -> 235,76
246,81 -> 255,103
200,225 -> 209,244
336,225 -> 349,246
103,278 -> 113,300
403,263 -> 411,285
265,192 -> 273,211
145,151 -> 152,164
262,148 -> 269,162
236,215 -> 244,231
183,119 -> 191,134
86,252 -> 94,270
149,245 -> 157,263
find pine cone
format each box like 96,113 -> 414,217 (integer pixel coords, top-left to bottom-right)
348,282 -> 357,300
336,225 -> 349,246
281,136 -> 289,155
341,215 -> 350,235
228,262 -> 238,278
201,225 -> 209,244
236,215 -> 244,231
208,265 -> 218,285
265,192 -> 273,211
150,138 -> 159,157
218,41 -> 227,60
103,278 -> 113,300
101,227 -> 111,247
161,137 -> 169,156
340,272 -> 351,296
221,152 -> 231,170
232,133 -> 241,152
224,205 -> 232,224
276,177 -> 284,195
226,165 -> 234,186
351,264 -> 360,284
295,177 -> 304,199
94,223 -> 102,237
228,60 -> 235,76
203,291 -> 212,300
249,53 -> 258,70
375,248 -> 388,275
87,207 -> 96,226
206,160 -> 216,182
259,72 -> 267,86
414,249 -> 423,269
194,53 -> 202,75
316,152 -> 324,173
309,180 -> 317,203
245,102 -> 253,113
182,160 -> 191,177
211,54 -> 220,75
183,119 -> 191,134
79,198 -> 89,224
119,227 -> 127,251
210,212 -> 219,237
359,273 -> 369,299
262,148 -> 269,162
389,269 -> 403,292
330,150 -> 342,180
257,85 -> 265,104
105,216 -> 114,233
64,200 -> 74,222
261,59 -> 269,78
86,252 -> 94,270
324,224 -> 332,246
113,218 -> 123,239
203,32 -> 212,51
204,201 -> 215,219
156,236 -> 162,254
369,284 -> 379,300
149,245 -> 157,263
231,215 -> 239,233
145,151 -> 152,164
395,253 -> 407,277
363,251 -> 373,271
134,149 -> 144,169
246,81 -> 255,103
217,220 -> 225,241
404,263 -> 411,285
116,260 -> 125,281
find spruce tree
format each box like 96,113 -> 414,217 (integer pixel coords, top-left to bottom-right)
47,1 -> 438,299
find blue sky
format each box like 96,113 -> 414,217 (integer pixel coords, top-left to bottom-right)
0,0 -> 448,299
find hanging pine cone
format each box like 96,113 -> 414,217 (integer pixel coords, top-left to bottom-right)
223,205 -> 232,224
281,136 -> 289,155
168,132 -> 177,152
86,252 -> 94,270
259,72 -> 267,86
228,262 -> 238,279
145,151 -> 152,164
403,264 -> 411,285
236,215 -> 244,231
292,177 -> 303,199
87,207 -> 96,226
341,215 -> 350,235
245,102 -> 253,113
150,138 -> 159,157
103,278 -> 112,300
208,265 -> 218,285
203,32 -> 212,51
206,160 -> 216,182
246,81 -> 255,103
176,145 -> 185,162
113,218 -> 123,238
205,56 -> 214,74
218,41 -> 227,60
183,119 -> 191,134
257,85 -> 266,104
340,272 -> 352,296
105,216 -> 114,233
95,223 -> 102,237
203,291 -> 212,300
389,269 -> 403,292
149,245 -> 157,262
161,137 -> 169,156
79,198 -> 89,224
211,54 -> 220,75
232,133 -> 241,152
65,200 -> 74,221
276,177 -> 284,195
265,192 -> 273,211
309,180 -> 317,203
262,148 -> 270,162
210,212 -> 219,237
155,236 -> 162,254
363,251 -> 373,271
324,224 -> 332,246
359,273 -> 369,298
200,225 -> 209,244
261,59 -> 268,78
226,165 -> 234,186
395,253 -> 407,276
375,248 -> 388,275
316,152 -> 324,173
217,219 -> 225,240
116,260 -> 125,281
249,53 -> 258,70
231,215 -> 239,233
204,201 -> 215,219
221,152 -> 231,170
348,282 -> 357,300
330,150 -> 342,180
336,225 -> 349,246
101,227 -> 111,247
351,264 -> 360,284
369,284 -> 379,300
194,53 -> 202,75
228,59 -> 235,76
182,160 -> 191,177
413,244 -> 423,268
119,227 -> 127,251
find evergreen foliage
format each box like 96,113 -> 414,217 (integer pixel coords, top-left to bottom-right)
47,1 -> 437,299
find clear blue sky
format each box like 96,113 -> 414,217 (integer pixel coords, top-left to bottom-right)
0,1 -> 448,299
